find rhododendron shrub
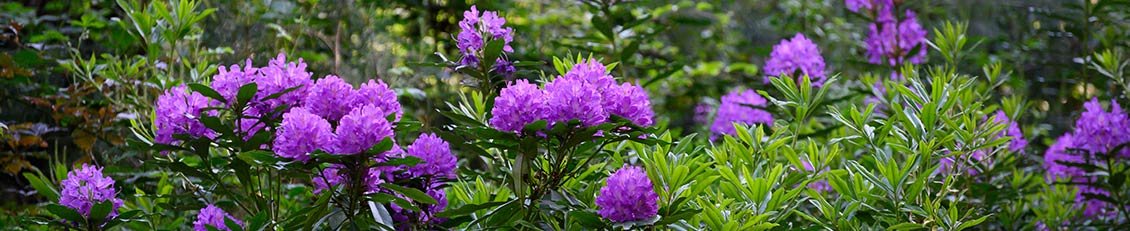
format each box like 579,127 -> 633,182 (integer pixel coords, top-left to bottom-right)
141,54 -> 453,230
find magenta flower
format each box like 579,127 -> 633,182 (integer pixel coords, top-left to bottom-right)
545,76 -> 609,127
331,105 -> 394,156
59,164 -> 123,220
303,75 -> 357,122
490,79 -> 550,133
154,85 -> 217,145
763,33 -> 827,87
351,79 -> 402,122
595,165 -> 659,223
193,204 -> 243,231
273,107 -> 335,162
602,82 -> 655,126
710,89 -> 773,138
405,133 -> 457,179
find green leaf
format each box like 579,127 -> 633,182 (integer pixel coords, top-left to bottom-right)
88,201 -> 114,223
22,173 -> 59,201
435,201 -> 506,218
887,222 -> 926,231
569,210 -> 605,228
377,156 -> 422,167
45,204 -> 84,222
481,39 -> 505,72
239,150 -> 284,166
365,138 -> 395,156
381,184 -> 438,204
957,215 -> 990,230
225,216 -> 245,231
188,83 -> 227,103
236,82 -> 259,105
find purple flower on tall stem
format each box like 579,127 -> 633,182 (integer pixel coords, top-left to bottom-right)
456,5 -> 515,74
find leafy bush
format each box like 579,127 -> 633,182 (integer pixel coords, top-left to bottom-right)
2,0 -> 1130,230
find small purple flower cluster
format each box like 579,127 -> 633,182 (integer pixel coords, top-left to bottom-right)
457,5 -> 516,76
193,204 -> 243,231
1044,98 -> 1130,217
595,165 -> 659,223
764,33 -> 827,87
490,59 -> 655,133
710,89 -> 774,139
849,0 -> 928,67
59,164 -> 123,220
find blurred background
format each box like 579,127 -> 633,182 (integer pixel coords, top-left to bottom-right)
1,0 -> 1127,217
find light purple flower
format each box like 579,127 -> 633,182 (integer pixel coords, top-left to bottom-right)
545,76 -> 609,127
303,75 -> 357,122
1073,98 -> 1130,158
456,5 -> 515,71
865,8 -> 928,67
273,107 -> 334,162
596,165 -> 659,223
405,133 -> 457,179
763,33 -> 827,87
331,105 -> 394,156
351,79 -> 402,122
490,80 -> 550,133
563,59 -> 616,91
59,164 -> 123,220
256,53 -> 313,110
710,89 -> 773,139
602,82 -> 655,126
210,59 -> 259,103
193,204 -> 243,231
991,110 -> 1028,152
154,85 -> 217,145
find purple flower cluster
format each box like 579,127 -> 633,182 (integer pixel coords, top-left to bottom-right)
210,54 -> 313,112
193,204 -> 243,231
457,5 -> 515,75
710,89 -> 774,139
764,33 -> 827,87
490,80 -> 550,133
405,133 -> 458,179
1043,98 -> 1130,217
595,165 -> 659,223
272,107 -> 334,162
489,60 -> 655,133
154,85 -> 217,145
271,75 -> 403,159
863,1 -> 928,66
59,164 -> 123,220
